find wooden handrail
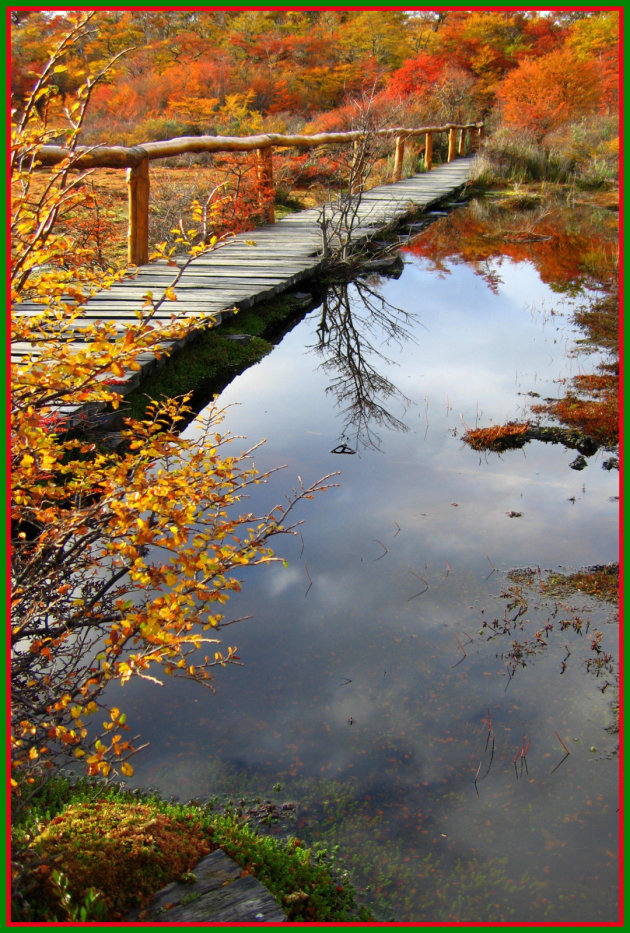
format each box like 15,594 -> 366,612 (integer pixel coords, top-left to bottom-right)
31,121 -> 483,264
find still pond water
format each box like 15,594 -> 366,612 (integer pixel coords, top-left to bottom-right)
113,199 -> 619,923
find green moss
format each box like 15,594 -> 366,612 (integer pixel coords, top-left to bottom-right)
221,295 -> 302,337
121,294 -> 311,422
122,329 -> 272,421
12,775 -> 370,923
540,564 -> 619,604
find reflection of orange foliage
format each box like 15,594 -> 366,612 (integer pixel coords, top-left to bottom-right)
463,421 -> 530,451
403,202 -> 617,293
533,368 -> 618,446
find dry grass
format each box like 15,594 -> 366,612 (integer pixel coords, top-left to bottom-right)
462,421 -> 530,452
19,146 -> 398,271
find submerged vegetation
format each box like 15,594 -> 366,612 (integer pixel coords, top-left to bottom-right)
488,564 -> 619,705
121,292 -> 318,424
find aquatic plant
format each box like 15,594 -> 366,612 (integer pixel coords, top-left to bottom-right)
462,420 -> 530,452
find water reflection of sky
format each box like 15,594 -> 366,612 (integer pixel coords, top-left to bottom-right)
110,246 -> 619,922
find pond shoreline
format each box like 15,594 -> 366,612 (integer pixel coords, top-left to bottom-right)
15,178 -> 619,924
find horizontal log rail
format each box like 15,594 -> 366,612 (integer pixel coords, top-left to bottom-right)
31,121 -> 483,265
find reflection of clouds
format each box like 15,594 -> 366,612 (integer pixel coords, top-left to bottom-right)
121,243 -> 618,917
264,563 -> 303,598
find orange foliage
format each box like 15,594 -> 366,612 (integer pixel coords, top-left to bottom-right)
533,368 -> 618,447
384,52 -> 448,99
497,47 -> 602,139
463,421 -> 530,452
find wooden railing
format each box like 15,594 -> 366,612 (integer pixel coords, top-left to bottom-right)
34,121 -> 483,266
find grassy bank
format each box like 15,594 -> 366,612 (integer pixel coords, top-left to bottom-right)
472,117 -> 618,190
11,773 -> 372,922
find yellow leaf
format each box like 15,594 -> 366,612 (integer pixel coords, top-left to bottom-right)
121,762 -> 134,777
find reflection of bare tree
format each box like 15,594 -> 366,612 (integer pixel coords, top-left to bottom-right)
311,278 -> 420,452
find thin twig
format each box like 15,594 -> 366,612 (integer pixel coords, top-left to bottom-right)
451,633 -> 467,668
551,752 -> 570,774
373,538 -> 388,561
407,575 -> 429,601
554,730 -> 570,755
481,734 -> 495,779
484,710 -> 492,752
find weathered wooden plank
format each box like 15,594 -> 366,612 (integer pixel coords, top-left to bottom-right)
132,267 -> 310,278
92,285 -> 281,297
13,158 -> 476,391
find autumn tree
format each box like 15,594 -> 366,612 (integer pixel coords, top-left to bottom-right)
10,14 -> 333,806
497,45 -> 602,140
567,11 -> 619,110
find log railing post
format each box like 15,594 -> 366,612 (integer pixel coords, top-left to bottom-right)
256,146 -> 275,224
39,119 -> 484,264
127,154 -> 149,266
424,131 -> 433,171
392,134 -> 405,183
458,127 -> 467,157
447,126 -> 457,162
349,138 -> 367,196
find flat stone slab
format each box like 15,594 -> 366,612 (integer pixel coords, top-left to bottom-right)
126,849 -> 286,923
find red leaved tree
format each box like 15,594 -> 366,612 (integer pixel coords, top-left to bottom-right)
497,46 -> 601,141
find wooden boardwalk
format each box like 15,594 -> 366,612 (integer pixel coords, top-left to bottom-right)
14,157 -> 475,419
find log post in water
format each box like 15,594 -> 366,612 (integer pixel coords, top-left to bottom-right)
349,138 -> 367,196
448,126 -> 457,162
458,127 -> 467,157
256,146 -> 275,224
392,135 -> 405,183
127,154 -> 150,266
424,132 -> 433,171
